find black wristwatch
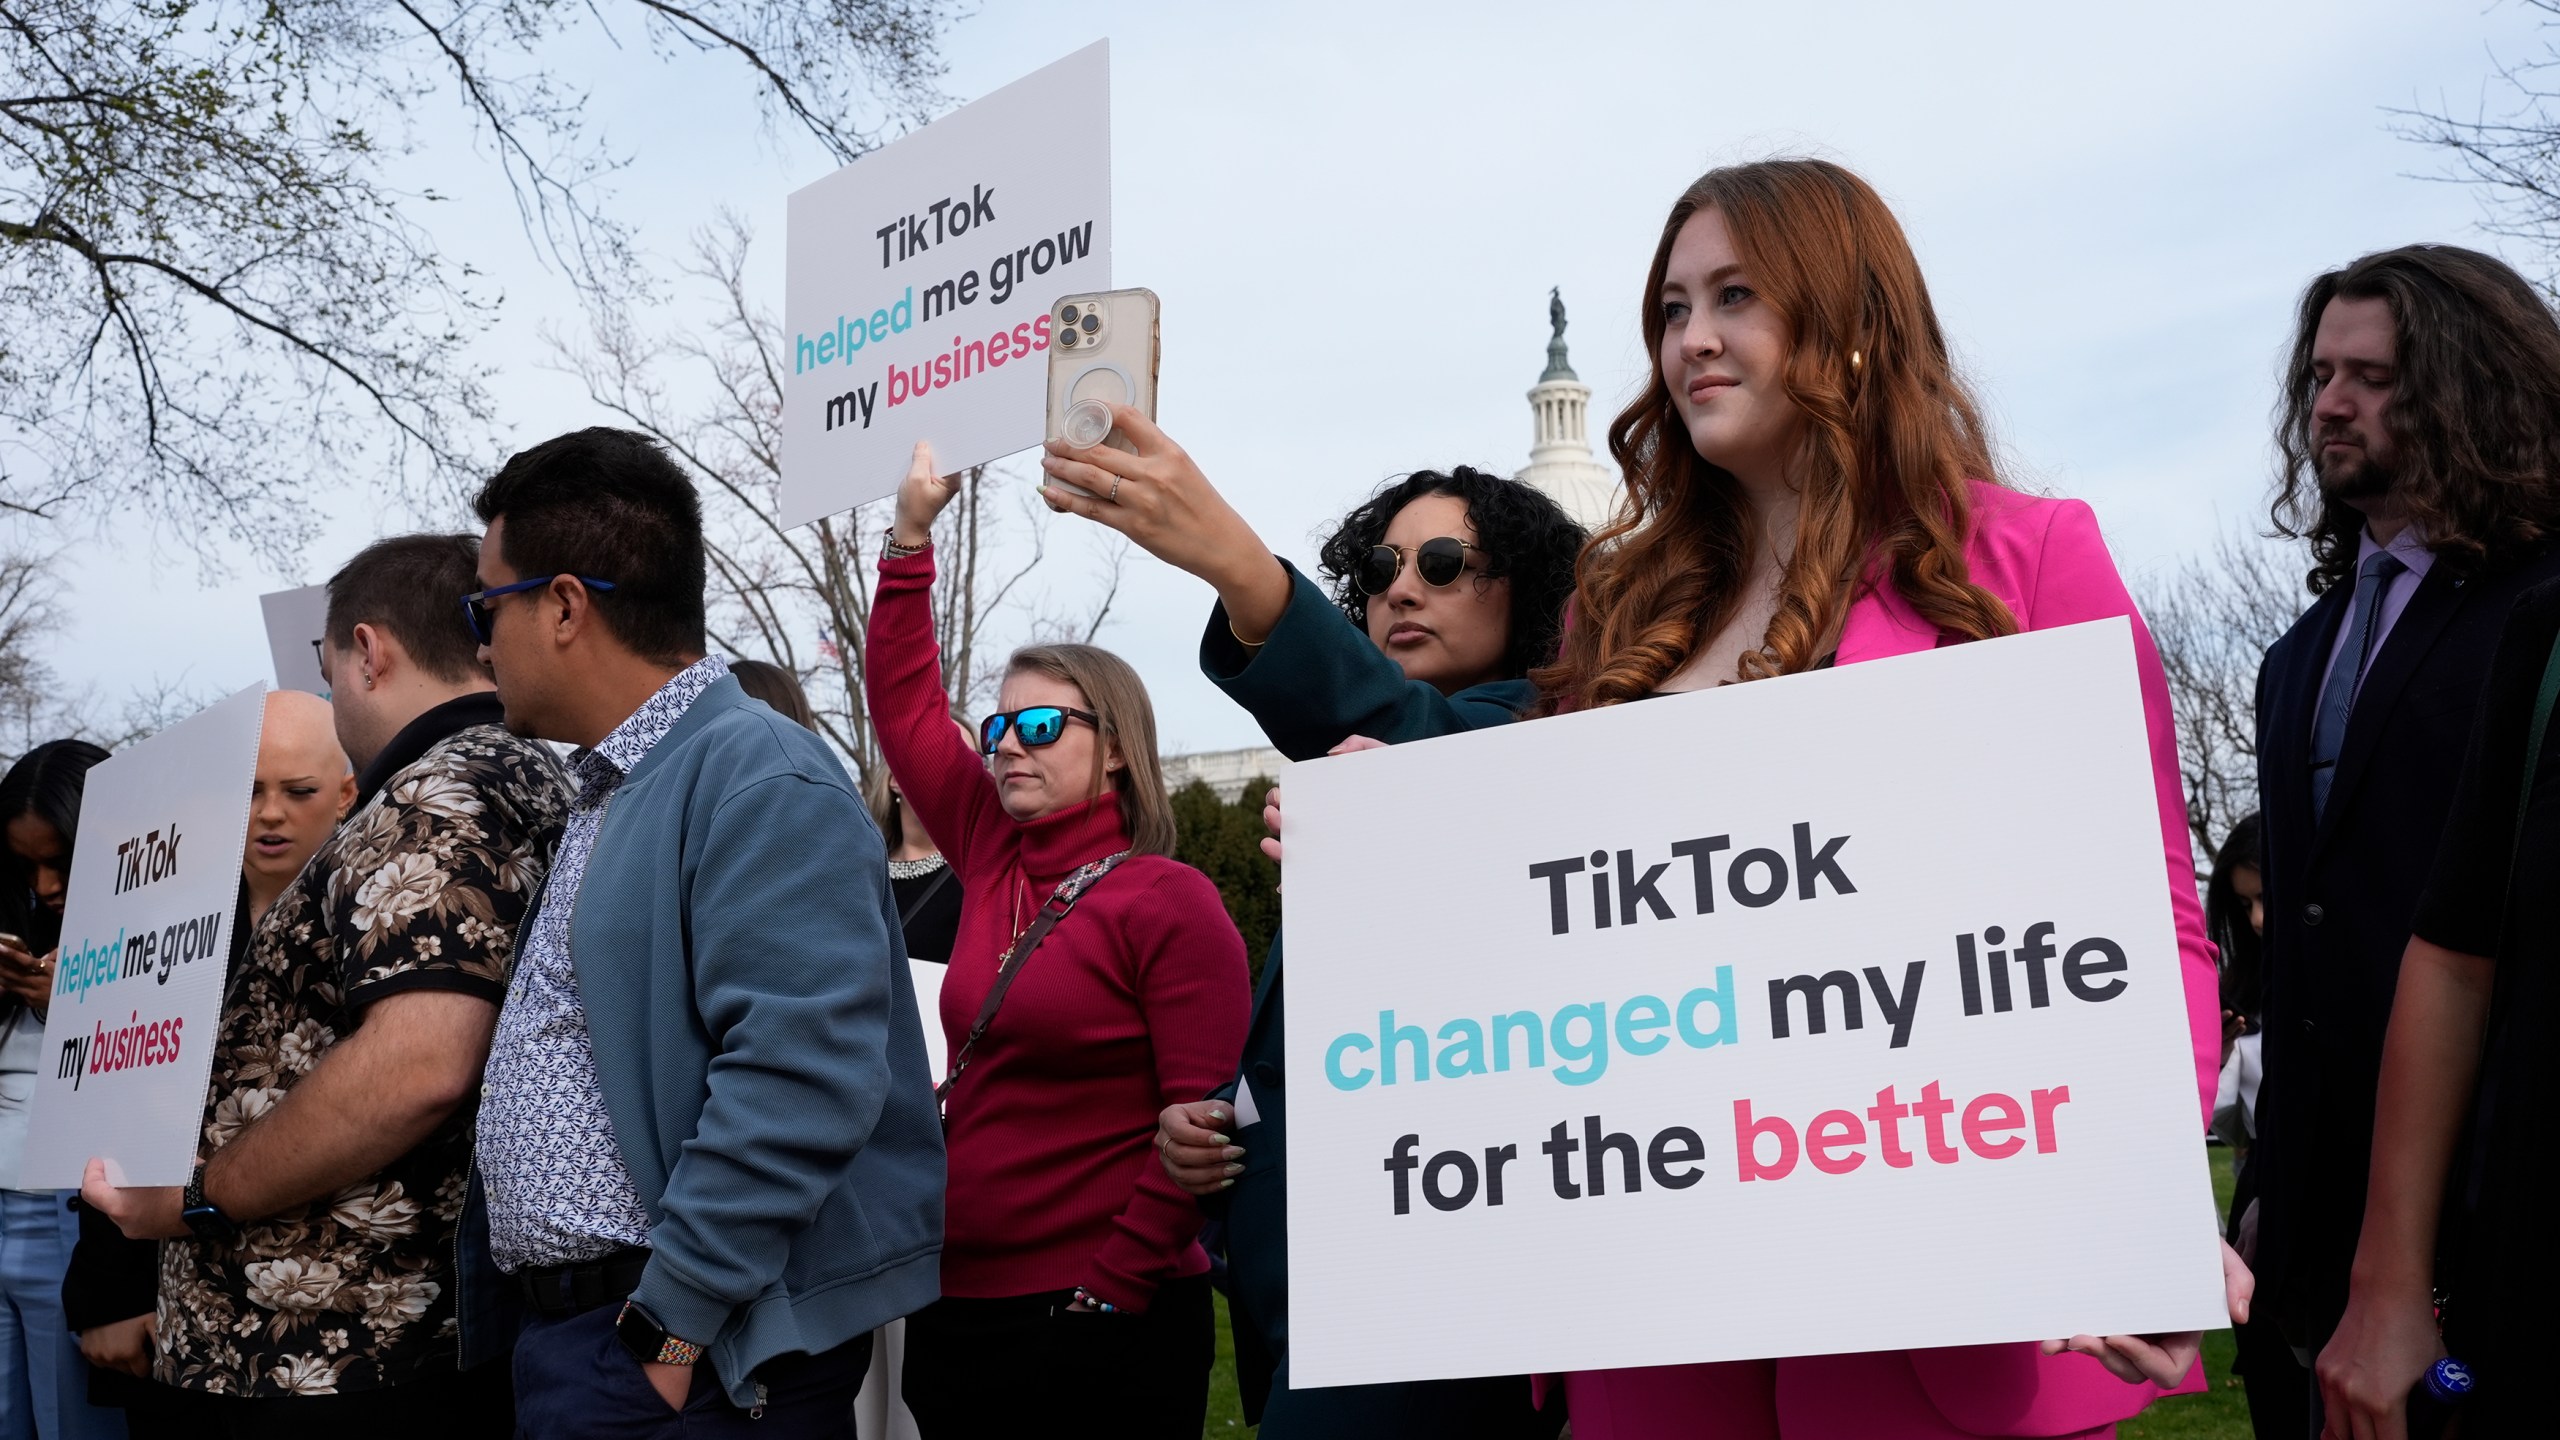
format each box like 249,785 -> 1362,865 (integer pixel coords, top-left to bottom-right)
180,1163 -> 234,1241
615,1299 -> 704,1367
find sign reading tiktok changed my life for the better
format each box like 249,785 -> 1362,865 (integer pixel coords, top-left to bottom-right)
20,685 -> 266,1187
778,40 -> 1111,527
1280,620 -> 2227,1387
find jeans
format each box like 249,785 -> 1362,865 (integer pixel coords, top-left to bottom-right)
0,1191 -> 124,1440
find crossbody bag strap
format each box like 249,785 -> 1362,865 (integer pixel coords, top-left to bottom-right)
897,864 -> 956,930
2513,621 -> 2560,865
936,850 -> 1132,1107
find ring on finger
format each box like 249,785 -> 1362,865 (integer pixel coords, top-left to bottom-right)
1110,475 -> 1122,503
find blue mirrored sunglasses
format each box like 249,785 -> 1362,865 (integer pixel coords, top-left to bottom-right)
979,705 -> 1100,754
460,575 -> 617,645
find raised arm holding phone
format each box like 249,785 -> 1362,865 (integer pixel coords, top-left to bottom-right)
1040,414 -> 1586,1439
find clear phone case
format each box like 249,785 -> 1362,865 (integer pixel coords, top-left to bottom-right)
1045,288 -> 1160,459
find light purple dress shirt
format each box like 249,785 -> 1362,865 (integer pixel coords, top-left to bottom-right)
2312,524 -> 2435,731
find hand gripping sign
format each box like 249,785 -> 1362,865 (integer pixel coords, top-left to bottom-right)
20,684 -> 265,1187
1278,620 -> 2226,1387
780,41 -> 1112,527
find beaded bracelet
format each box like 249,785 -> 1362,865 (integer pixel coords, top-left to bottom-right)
1071,1287 -> 1119,1314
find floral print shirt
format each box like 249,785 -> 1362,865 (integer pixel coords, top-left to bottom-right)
157,718 -> 570,1396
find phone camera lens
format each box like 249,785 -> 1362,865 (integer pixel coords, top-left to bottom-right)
1061,305 -> 1080,324
1059,329 -> 1079,348
1079,313 -> 1099,334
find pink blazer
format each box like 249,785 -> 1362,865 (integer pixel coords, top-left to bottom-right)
1563,484 -> 2219,1439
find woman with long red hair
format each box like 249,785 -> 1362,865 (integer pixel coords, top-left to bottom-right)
1542,159 -> 2243,1439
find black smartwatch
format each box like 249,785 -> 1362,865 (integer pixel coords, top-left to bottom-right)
180,1163 -> 234,1241
615,1300 -> 704,1368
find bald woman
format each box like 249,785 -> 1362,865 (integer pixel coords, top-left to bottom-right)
244,690 -> 355,920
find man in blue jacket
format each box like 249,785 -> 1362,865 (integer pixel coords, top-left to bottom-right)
466,427 -> 942,1438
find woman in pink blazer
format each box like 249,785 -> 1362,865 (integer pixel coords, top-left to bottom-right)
1536,158 -> 2242,1438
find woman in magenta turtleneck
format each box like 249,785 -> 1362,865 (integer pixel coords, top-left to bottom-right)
869,442 -> 1250,1439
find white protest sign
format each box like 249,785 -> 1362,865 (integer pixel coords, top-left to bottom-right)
1281,620 -> 2225,1387
910,958 -> 948,1080
780,41 -> 1111,527
260,584 -> 331,698
21,684 -> 265,1186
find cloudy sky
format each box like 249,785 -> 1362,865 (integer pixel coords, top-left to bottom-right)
38,0 -> 2555,753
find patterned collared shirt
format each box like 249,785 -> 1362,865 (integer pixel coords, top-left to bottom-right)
478,656 -> 729,1272
157,721 -> 570,1396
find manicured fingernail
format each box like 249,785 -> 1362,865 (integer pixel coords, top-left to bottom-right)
1223,1162 -> 1244,1177
1210,1133 -> 1230,1145
1207,1110 -> 1227,1124
1222,1146 -> 1244,1160
1219,1178 -> 1234,1189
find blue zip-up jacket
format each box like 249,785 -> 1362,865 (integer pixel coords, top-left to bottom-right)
474,675 -> 943,1406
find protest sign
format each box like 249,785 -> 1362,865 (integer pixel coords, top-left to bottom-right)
260,584 -> 331,698
780,41 -> 1111,527
1280,619 -> 2225,1386
20,685 -> 266,1187
910,958 -> 948,1080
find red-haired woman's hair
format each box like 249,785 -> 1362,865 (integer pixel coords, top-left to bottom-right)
1535,159 -> 2016,710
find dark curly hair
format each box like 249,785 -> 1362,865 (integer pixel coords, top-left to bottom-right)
2273,244 -> 2560,594
1315,468 -> 1588,680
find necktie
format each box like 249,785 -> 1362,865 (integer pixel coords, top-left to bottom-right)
2308,550 -> 2407,822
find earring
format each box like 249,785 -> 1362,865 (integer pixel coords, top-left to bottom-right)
1849,349 -> 1863,371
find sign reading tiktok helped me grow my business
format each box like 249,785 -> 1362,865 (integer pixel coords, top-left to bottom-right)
1280,620 -> 2227,1386
779,40 -> 1111,527
20,685 -> 266,1187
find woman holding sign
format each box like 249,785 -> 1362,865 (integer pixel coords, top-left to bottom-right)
1528,159 -> 2237,1438
867,442 -> 1250,1440
0,740 -> 125,1440
1036,430 -> 1586,1438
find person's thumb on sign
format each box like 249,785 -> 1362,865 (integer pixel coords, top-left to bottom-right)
891,441 -> 962,550
1259,735 -> 1386,873
2040,1239 -> 2253,1387
80,1157 -> 184,1240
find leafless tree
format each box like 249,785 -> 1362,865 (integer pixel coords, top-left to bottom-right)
2140,529 -> 2308,872
547,215 -> 1123,789
2393,0 -> 2560,293
1,0 -> 957,564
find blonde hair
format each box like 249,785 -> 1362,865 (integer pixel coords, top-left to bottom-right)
1006,643 -> 1176,856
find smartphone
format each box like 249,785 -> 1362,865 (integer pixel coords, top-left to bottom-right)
1045,288 -> 1160,471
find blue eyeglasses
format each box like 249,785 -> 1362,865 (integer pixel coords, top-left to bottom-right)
460,575 -> 617,645
979,705 -> 1101,754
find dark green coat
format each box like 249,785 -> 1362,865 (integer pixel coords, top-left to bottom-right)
1200,563 -> 1553,1438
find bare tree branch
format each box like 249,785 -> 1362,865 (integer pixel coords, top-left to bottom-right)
2138,529 -> 2306,872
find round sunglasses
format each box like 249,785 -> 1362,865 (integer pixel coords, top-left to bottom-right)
1355,536 -> 1490,595
979,705 -> 1102,754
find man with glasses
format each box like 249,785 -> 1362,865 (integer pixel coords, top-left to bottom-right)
84,533 -> 571,1437
466,427 -> 941,1440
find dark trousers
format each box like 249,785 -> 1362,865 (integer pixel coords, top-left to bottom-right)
155,1358 -> 511,1438
901,1275 -> 1212,1440
512,1303 -> 870,1440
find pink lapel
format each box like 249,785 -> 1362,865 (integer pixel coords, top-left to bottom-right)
1835,566 -> 1941,665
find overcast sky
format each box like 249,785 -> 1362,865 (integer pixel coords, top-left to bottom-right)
35,0 -> 2555,753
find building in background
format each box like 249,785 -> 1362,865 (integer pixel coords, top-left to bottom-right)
1513,288 -> 1617,532
1165,293 -> 1617,798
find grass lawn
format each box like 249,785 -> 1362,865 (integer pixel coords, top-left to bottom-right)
1197,1147 -> 2250,1438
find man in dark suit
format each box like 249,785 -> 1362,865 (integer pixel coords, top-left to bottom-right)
2250,244 -> 2560,1433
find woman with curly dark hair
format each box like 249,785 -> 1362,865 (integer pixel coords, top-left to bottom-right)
1040,408 -> 1582,1439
